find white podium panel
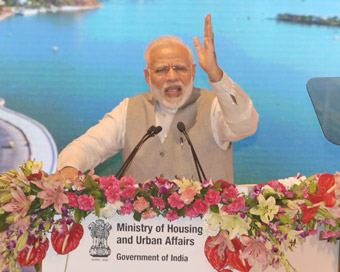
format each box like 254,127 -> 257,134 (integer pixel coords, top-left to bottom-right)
43,214 -> 218,272
43,213 -> 339,272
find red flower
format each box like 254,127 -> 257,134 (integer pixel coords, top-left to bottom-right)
204,235 -> 229,271
300,204 -> 320,223
18,237 -> 49,267
204,231 -> 251,272
308,173 -> 336,207
301,173 -> 336,223
51,219 -> 84,255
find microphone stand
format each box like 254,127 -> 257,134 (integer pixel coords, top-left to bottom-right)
116,126 -> 162,179
177,122 -> 206,183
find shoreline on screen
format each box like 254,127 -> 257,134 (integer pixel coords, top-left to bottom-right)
0,5 -> 101,22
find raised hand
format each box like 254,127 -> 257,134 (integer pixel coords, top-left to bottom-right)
193,13 -> 223,82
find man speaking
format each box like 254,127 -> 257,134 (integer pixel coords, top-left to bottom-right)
50,14 -> 259,183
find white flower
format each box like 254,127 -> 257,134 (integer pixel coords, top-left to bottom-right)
100,201 -> 123,219
202,210 -> 221,235
278,174 -> 306,189
220,213 -> 249,239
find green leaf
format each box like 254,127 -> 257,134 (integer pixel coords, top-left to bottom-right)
90,190 -> 103,199
95,199 -> 102,217
32,218 -> 42,228
74,208 -> 82,223
177,207 -> 185,217
308,182 -> 317,194
45,220 -> 51,232
210,205 -> 219,213
245,197 -> 257,209
85,175 -> 99,190
304,199 -> 313,206
0,213 -> 9,232
34,263 -> 41,272
17,231 -> 28,251
133,212 -> 141,222
213,181 -> 222,191
278,215 -> 293,224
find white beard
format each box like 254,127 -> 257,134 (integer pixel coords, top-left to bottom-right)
150,79 -> 194,110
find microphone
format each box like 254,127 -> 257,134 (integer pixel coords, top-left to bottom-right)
177,122 -> 206,183
116,125 -> 162,179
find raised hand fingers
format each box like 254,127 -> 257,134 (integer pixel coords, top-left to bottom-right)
193,36 -> 203,54
204,13 -> 214,43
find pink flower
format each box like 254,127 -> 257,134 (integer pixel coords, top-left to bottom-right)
166,210 -> 180,221
222,186 -> 239,202
78,194 -> 95,211
32,180 -> 68,213
205,189 -> 221,205
221,197 -> 245,214
99,175 -> 120,190
321,230 -> 336,239
66,192 -> 78,208
168,192 -> 185,209
267,180 -> 286,193
309,229 -> 318,236
142,209 -> 157,220
120,176 -> 136,186
184,206 -> 199,218
133,197 -> 150,212
284,191 -> 293,198
240,236 -> 272,270
105,185 -> 122,203
120,202 -> 134,215
122,186 -> 136,200
180,186 -> 196,204
193,199 -> 208,214
207,230 -> 235,256
151,196 -> 166,210
3,187 -> 36,217
302,186 -> 308,198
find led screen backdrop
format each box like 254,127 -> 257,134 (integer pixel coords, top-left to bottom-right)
0,0 -> 340,184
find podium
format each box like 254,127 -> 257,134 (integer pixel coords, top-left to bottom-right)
41,185 -> 339,272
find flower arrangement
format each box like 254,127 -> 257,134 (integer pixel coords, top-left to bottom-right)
0,160 -> 339,272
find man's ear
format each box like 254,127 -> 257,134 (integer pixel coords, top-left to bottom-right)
191,64 -> 197,80
144,68 -> 151,87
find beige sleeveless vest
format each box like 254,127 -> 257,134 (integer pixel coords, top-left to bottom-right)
123,88 -> 234,183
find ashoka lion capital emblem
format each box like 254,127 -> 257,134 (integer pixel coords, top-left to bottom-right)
88,219 -> 112,257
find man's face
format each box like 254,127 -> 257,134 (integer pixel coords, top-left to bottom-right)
144,44 -> 196,109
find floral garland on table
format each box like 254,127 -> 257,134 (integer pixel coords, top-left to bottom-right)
0,160 -> 340,272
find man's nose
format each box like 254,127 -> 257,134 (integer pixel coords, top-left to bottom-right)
166,67 -> 179,81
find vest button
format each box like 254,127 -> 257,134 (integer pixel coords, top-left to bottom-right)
160,151 -> 165,157
160,174 -> 164,178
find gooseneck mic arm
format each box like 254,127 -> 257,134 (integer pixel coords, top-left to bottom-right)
116,125 -> 162,179
177,122 -> 206,183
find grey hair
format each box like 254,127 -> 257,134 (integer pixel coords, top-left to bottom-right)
144,36 -> 195,67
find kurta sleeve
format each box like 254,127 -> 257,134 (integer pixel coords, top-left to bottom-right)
57,98 -> 129,172
209,72 -> 259,149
